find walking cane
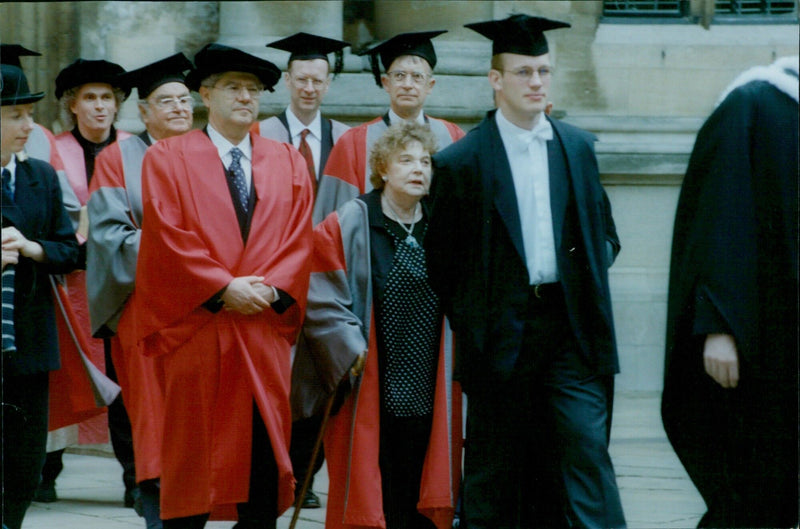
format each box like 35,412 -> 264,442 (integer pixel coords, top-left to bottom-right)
288,354 -> 364,529
288,390 -> 335,529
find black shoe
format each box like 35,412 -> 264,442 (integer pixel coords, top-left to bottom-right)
124,486 -> 140,509
301,490 -> 321,509
33,480 -> 58,503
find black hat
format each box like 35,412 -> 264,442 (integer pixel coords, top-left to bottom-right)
186,43 -> 281,92
122,53 -> 193,99
1,44 -> 42,68
267,32 -> 350,76
358,30 -> 446,88
1,64 -> 45,106
55,58 -> 130,100
465,14 -> 570,57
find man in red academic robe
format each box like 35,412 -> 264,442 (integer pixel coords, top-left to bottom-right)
314,31 -> 464,223
122,43 -> 313,529
88,52 -> 196,527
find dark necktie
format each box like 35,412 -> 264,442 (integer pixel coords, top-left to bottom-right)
227,147 -> 249,211
2,168 -> 13,202
298,129 -> 317,193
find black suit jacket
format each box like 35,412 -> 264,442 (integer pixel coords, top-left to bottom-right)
425,110 -> 620,392
2,157 -> 80,376
275,110 -> 335,181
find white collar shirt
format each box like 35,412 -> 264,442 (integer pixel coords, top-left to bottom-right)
388,108 -> 426,126
495,108 -> 559,285
286,107 -> 322,179
207,124 -> 253,191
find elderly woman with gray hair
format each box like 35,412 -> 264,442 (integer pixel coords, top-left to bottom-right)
301,121 -> 462,529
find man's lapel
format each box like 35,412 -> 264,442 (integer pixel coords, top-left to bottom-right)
486,117 -> 526,263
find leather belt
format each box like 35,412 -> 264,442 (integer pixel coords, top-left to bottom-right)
529,282 -> 561,300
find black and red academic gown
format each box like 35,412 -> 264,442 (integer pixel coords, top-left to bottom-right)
120,129 -> 313,519
47,129 -> 132,441
662,58 -> 798,524
303,198 -> 462,529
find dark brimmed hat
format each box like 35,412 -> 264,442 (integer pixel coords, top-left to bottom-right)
121,53 -> 193,99
267,32 -> 350,76
1,64 -> 45,106
55,58 -> 130,100
1,44 -> 42,68
358,30 -> 446,87
465,14 -> 570,57
185,43 -> 281,92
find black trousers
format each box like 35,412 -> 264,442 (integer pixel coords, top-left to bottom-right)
289,414 -> 324,494
105,337 -> 137,492
462,287 -> 625,529
379,413 -> 437,529
2,371 -> 50,529
162,403 -> 278,529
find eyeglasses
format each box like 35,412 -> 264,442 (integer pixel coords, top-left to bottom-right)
501,66 -> 554,82
385,70 -> 430,85
290,75 -> 328,89
145,95 -> 194,110
213,82 -> 262,98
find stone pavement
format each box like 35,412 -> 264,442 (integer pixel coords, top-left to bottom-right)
21,392 -> 705,529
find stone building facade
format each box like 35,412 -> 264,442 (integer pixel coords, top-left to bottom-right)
2,1 -> 797,391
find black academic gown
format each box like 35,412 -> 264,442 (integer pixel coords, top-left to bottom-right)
2,155 -> 79,526
426,110 -> 620,393
662,78 -> 798,526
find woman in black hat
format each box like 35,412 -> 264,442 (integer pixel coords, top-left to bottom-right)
1,63 -> 80,529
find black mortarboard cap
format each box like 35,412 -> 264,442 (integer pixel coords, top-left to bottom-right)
1,64 -> 45,106
121,53 -> 193,99
185,43 -> 281,92
267,32 -> 350,76
465,14 -> 570,57
358,30 -> 446,87
55,58 -> 130,100
1,44 -> 42,68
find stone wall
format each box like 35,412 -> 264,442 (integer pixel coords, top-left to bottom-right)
1,1 -> 797,391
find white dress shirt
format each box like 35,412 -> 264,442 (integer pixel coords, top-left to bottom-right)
206,124 -> 253,192
388,108 -> 426,125
495,108 -> 559,285
286,108 -> 322,179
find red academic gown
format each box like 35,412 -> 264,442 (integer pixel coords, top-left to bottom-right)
121,129 -> 313,519
49,130 -> 130,440
308,203 -> 462,529
88,137 -> 164,483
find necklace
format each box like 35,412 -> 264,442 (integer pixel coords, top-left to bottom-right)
383,194 -> 421,248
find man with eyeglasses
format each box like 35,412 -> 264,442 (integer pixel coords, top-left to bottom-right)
86,52 -> 195,529
250,31 -> 350,512
425,14 -> 625,528
124,43 -> 313,529
314,30 -> 464,223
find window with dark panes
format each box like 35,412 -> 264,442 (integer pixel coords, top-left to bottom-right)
603,0 -> 689,17
714,0 -> 797,16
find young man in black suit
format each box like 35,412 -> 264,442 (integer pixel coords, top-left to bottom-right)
425,14 -> 625,529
